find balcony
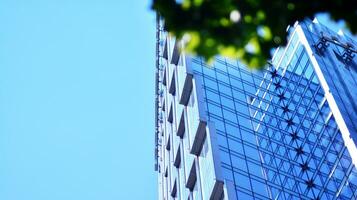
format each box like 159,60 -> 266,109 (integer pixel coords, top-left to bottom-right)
162,66 -> 167,86
173,145 -> 181,168
179,73 -> 193,106
190,121 -> 207,156
176,109 -> 185,138
173,130 -> 180,154
165,133 -> 171,151
162,39 -> 168,60
210,181 -> 224,200
169,69 -> 176,95
168,103 -> 173,123
171,179 -> 177,198
171,40 -> 180,65
186,160 -> 197,191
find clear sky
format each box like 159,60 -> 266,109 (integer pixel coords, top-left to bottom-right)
0,0 -> 157,199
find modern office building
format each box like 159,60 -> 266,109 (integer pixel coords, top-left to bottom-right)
154,18 -> 357,200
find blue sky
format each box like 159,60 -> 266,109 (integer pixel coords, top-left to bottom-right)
0,0 -> 156,199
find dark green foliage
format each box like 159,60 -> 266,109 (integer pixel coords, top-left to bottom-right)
152,0 -> 356,69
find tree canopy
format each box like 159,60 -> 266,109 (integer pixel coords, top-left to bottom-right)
152,0 -> 356,69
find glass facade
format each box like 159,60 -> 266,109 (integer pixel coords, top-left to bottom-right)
155,18 -> 357,200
